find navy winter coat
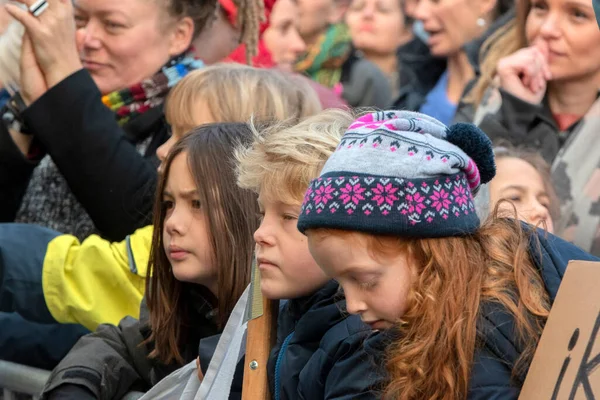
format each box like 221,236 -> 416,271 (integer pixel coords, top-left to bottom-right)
267,280 -> 384,400
469,228 -> 599,399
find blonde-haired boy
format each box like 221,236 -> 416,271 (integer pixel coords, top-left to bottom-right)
237,109 -> 383,399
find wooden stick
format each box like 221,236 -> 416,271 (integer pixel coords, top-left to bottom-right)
242,296 -> 279,400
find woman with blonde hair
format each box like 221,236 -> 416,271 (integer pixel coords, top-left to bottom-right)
0,64 -> 321,368
0,0 -> 265,241
464,0 -> 600,256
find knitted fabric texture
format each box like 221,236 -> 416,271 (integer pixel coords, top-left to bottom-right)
295,24 -> 352,88
101,53 -> 203,126
297,110 -> 496,237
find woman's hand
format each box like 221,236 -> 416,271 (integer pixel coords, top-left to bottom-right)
496,41 -> 552,105
5,0 -> 82,93
7,32 -> 40,154
19,32 -> 47,105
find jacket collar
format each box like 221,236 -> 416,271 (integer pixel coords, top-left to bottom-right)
279,280 -> 347,342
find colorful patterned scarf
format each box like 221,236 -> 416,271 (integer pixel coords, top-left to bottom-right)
295,24 -> 352,88
102,53 -> 204,125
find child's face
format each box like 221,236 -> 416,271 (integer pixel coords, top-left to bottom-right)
308,231 -> 413,330
162,152 -> 217,294
489,157 -> 554,233
254,194 -> 330,300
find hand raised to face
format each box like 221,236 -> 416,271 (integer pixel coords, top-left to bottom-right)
5,0 -> 82,101
496,40 -> 552,105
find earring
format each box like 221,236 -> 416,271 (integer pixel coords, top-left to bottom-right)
477,17 -> 486,27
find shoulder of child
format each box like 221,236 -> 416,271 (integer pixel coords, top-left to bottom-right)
526,224 -> 600,301
319,314 -> 372,356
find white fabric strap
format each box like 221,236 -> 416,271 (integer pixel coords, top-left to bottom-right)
137,285 -> 250,400
197,285 -> 250,399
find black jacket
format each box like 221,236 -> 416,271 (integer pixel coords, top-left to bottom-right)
392,38 -> 447,112
41,285 -> 220,400
340,51 -> 394,109
475,90 -> 583,163
267,280 -> 384,400
0,69 -> 166,241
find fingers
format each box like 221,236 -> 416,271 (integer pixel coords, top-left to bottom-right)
519,47 -> 550,92
6,0 -> 37,8
5,3 -> 41,34
19,32 -> 30,77
530,43 -> 552,80
531,47 -> 552,83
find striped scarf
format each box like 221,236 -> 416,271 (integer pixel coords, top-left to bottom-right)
295,24 -> 352,88
102,53 -> 204,125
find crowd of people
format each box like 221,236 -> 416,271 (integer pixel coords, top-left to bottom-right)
0,0 -> 599,397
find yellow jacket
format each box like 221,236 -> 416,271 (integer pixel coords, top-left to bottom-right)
42,225 -> 153,331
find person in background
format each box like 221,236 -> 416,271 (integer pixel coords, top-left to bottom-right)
490,145 -> 559,233
194,0 -> 276,66
299,110 -> 598,399
237,109 -> 384,399
294,0 -> 393,108
193,0 -> 347,109
0,0 -> 217,371
395,0 -> 511,124
345,0 -> 413,98
1,0 -> 211,240
466,0 -> 600,255
41,124 -> 259,400
1,0 -> 261,241
0,64 -> 321,368
263,0 -> 349,108
263,0 -> 306,71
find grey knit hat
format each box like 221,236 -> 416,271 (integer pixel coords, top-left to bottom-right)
297,110 -> 496,237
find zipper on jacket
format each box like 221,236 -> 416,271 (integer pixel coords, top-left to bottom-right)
274,331 -> 295,400
125,235 -> 137,274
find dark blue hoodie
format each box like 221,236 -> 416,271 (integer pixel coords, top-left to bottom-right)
267,280 -> 384,400
469,228 -> 599,399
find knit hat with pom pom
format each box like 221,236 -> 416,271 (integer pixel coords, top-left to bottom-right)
297,110 -> 495,237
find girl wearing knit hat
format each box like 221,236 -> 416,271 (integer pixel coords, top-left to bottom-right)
298,110 -> 599,399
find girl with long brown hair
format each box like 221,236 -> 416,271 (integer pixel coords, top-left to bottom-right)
298,110 -> 598,399
40,123 -> 259,399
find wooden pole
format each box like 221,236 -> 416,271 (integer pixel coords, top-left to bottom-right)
242,296 -> 279,400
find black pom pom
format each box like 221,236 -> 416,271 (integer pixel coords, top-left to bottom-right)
446,123 -> 496,184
